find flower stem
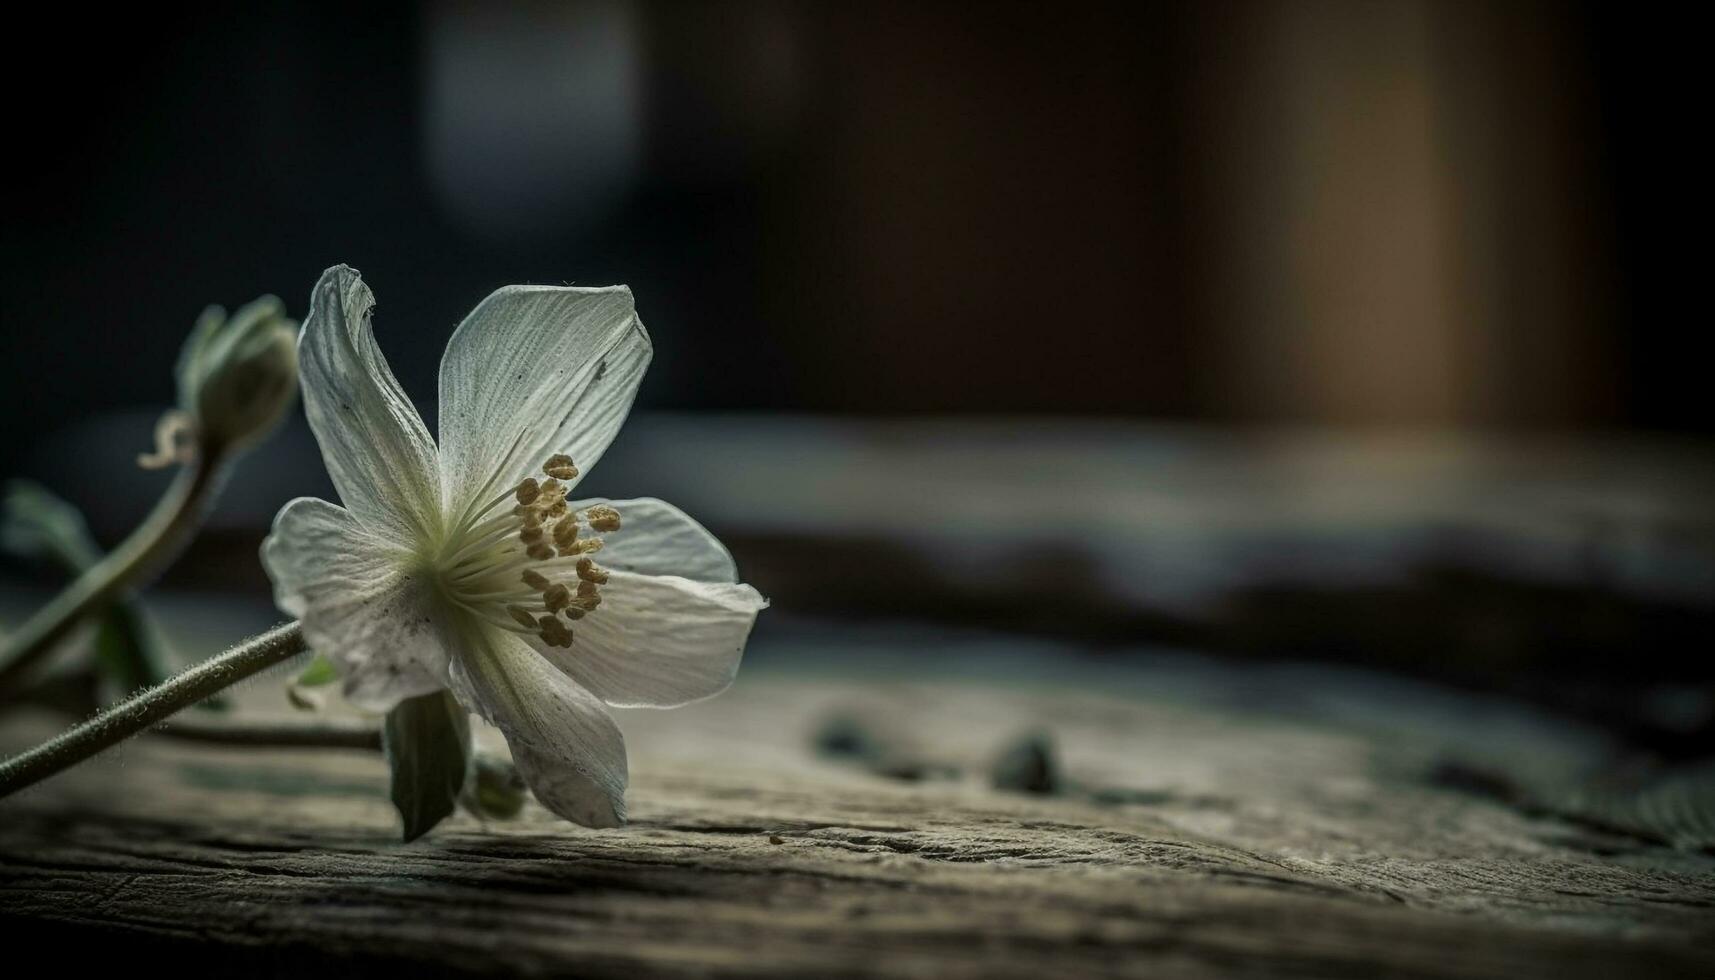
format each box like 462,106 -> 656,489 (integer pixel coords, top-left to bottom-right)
0,456 -> 226,697
0,621 -> 304,798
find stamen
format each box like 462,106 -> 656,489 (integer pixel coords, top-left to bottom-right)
537,615 -> 573,648
444,593 -> 536,635
542,583 -> 571,612
437,463 -> 626,650
586,505 -> 621,532
573,580 -> 604,611
553,516 -> 579,548
543,454 -> 579,480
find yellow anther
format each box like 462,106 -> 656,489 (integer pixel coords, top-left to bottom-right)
577,580 -> 600,598
527,542 -> 555,562
586,504 -> 621,532
563,607 -> 587,621
515,478 -> 540,505
507,605 -> 538,630
519,524 -> 543,544
539,477 -> 562,498
521,569 -> 550,590
543,454 -> 579,480
576,558 -> 609,585
553,516 -> 579,547
559,538 -> 603,557
542,583 -> 571,612
543,498 -> 569,519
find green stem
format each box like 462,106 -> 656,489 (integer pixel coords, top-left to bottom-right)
0,457 -> 225,696
0,622 -> 303,797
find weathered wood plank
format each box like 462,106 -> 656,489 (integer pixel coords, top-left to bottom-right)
3,642 -> 1713,977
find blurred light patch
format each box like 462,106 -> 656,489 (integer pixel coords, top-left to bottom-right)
424,0 -> 642,242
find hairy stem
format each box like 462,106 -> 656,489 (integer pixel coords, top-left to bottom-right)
0,457 -> 226,696
0,622 -> 304,797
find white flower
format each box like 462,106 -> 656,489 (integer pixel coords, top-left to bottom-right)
261,265 -> 767,828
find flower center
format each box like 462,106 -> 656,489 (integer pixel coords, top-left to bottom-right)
433,453 -> 620,649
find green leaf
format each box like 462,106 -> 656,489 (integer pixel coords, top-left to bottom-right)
383,690 -> 471,842
1,480 -> 101,569
294,653 -> 339,687
92,603 -> 163,695
1,481 -> 195,704
286,654 -> 339,711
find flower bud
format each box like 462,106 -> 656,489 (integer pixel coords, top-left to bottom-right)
175,295 -> 299,455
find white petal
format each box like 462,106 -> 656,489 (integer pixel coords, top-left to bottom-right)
298,265 -> 443,542
261,497 -> 455,712
448,625 -> 629,828
436,284 -> 651,518
537,571 -> 767,709
574,497 -> 739,583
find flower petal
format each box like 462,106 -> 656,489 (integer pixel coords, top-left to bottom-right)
298,265 -> 443,542
574,497 -> 739,583
536,571 -> 767,709
261,497 -> 455,712
448,624 -> 629,828
437,284 -> 651,519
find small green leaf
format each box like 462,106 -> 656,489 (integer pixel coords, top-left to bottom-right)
1,480 -> 101,569
383,690 -> 471,842
1,481 -> 197,704
286,654 -> 339,711
294,653 -> 339,687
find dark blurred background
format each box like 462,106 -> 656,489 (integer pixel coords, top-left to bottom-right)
3,0 -> 1707,435
3,2 -> 1711,756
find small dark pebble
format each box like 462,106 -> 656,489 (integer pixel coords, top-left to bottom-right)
769,834 -> 785,845
813,711 -> 961,782
1428,760 -> 1521,804
814,714 -> 882,760
991,732 -> 1061,795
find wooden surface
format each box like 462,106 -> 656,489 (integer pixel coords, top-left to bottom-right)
2,623 -> 1712,978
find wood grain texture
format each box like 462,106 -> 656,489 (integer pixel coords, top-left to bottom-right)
3,644 -> 1712,978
